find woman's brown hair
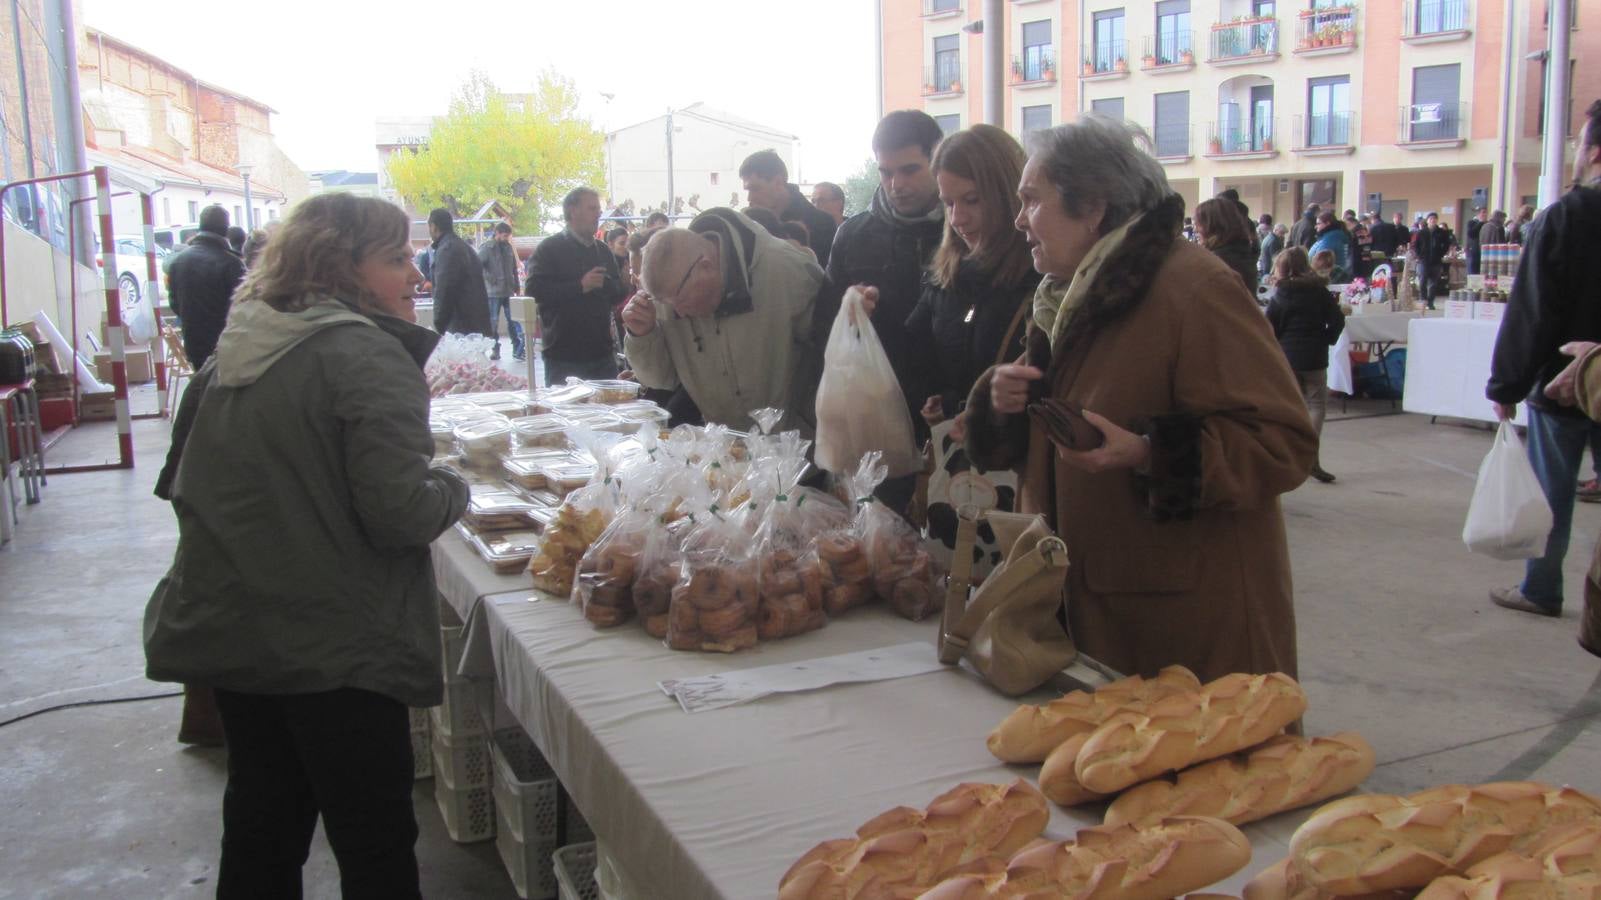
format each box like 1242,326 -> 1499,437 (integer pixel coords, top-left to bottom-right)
1194,197 -> 1252,252
929,124 -> 1034,290
233,193 -> 412,314
1272,244 -> 1316,282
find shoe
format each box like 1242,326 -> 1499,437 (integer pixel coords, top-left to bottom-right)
1579,479 -> 1601,503
490,343 -> 501,361
1489,586 -> 1561,618
513,352 -> 526,362
1311,466 -> 1336,483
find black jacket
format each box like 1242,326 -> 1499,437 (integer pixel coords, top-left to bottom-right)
1289,212 -> 1318,250
429,230 -> 491,336
779,185 -> 837,268
1258,232 -> 1284,277
526,229 -> 623,362
1417,225 -> 1452,266
167,232 -> 245,367
1466,216 -> 1484,255
1369,221 -> 1402,258
1488,184 -> 1601,418
1265,275 -> 1344,372
816,188 -> 944,429
906,259 -> 1040,417
1209,238 -> 1259,296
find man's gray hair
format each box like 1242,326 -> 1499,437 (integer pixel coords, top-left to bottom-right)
1025,115 -> 1170,234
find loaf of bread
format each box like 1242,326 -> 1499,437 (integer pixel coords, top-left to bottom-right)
779,779 -> 1050,900
1288,782 -> 1601,896
1104,732 -> 1375,829
916,815 -> 1252,900
1074,672 -> 1308,795
1415,823 -> 1601,899
1243,857 -> 1412,900
1039,732 -> 1109,807
987,666 -> 1202,764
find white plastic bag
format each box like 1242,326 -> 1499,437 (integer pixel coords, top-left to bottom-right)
814,287 -> 919,477
1463,421 -> 1553,560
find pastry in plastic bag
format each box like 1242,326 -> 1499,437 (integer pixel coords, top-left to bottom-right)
667,507 -> 760,653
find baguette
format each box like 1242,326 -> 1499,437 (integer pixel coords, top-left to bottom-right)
916,815 -> 1252,900
1288,782 -> 1601,896
779,779 -> 1050,900
1104,732 -> 1375,828
987,665 -> 1201,764
1074,672 -> 1308,795
1243,858 -> 1412,900
1414,823 -> 1601,900
1038,732 -> 1110,807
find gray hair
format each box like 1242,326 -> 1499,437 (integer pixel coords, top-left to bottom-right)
1025,114 -> 1170,234
1274,223 -> 1289,236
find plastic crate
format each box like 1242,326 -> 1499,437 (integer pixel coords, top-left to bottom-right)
409,706 -> 431,734
411,729 -> 433,780
495,814 -> 558,899
489,728 -> 557,843
430,677 -> 486,738
431,726 -> 491,790
554,843 -> 600,900
434,779 -> 495,843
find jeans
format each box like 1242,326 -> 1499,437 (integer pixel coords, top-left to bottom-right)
487,296 -> 525,357
1294,368 -> 1328,467
544,355 -> 618,387
213,688 -> 421,900
1519,407 -> 1601,612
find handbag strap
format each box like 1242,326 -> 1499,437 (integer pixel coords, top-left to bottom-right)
939,512 -> 1067,664
938,511 -> 981,664
995,297 -> 1031,368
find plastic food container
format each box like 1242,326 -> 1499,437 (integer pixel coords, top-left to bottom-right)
511,415 -> 572,449
538,462 -> 597,495
531,383 -> 597,412
586,379 -> 642,405
614,405 -> 671,430
455,419 -> 514,453
501,458 -> 549,490
558,407 -> 626,433
464,491 -> 539,531
467,529 -> 543,574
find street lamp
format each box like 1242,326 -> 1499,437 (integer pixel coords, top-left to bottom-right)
237,163 -> 254,230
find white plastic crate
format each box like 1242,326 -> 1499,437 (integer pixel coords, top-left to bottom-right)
431,726 -> 490,790
554,843 -> 600,900
411,729 -> 432,780
495,815 -> 558,899
430,677 -> 486,738
434,779 -> 495,843
409,705 -> 431,733
489,728 -> 557,843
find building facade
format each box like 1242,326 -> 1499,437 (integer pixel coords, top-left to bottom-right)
883,0 -> 1595,229
605,103 -> 800,217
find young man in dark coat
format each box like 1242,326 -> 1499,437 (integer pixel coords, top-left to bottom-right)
1289,203 -> 1320,250
527,187 -> 625,385
167,204 -> 246,367
740,149 -> 837,267
477,222 -> 522,360
426,208 -> 491,337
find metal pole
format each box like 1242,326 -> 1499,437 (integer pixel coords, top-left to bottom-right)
47,0 -> 93,270
9,0 -> 35,178
1494,0 -> 1518,211
665,110 -> 675,219
141,192 -> 168,410
983,0 -> 1004,127
1538,0 -> 1573,207
242,172 -> 254,230
94,166 -> 133,468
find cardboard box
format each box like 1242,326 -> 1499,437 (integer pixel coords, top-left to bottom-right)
1444,299 -> 1474,320
1473,302 -> 1506,323
93,348 -> 153,384
34,372 -> 72,399
78,390 -> 116,422
39,396 -> 74,430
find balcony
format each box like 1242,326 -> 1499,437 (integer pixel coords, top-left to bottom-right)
1141,32 -> 1196,72
1291,112 -> 1359,155
1205,119 -> 1279,158
922,64 -> 965,97
1011,48 -> 1057,87
1397,102 -> 1468,147
921,0 -> 962,18
1152,123 -> 1194,161
1295,6 -> 1358,55
1402,0 -> 1470,42
1079,40 -> 1130,80
1208,17 -> 1280,65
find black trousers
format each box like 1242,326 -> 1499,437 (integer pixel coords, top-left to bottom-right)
213,688 -> 421,900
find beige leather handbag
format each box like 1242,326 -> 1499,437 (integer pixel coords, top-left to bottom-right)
938,509 -> 1077,696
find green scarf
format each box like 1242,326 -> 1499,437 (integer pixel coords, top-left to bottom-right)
1031,211 -> 1143,348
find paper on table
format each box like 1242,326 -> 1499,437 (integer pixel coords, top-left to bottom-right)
658,642 -> 945,713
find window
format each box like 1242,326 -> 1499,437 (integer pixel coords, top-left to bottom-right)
1155,0 -> 1192,65
161,197 -> 171,225
252,207 -> 261,226
1409,63 -> 1461,141
930,0 -> 959,11
1297,178 -> 1337,210
1537,58 -> 1577,137
187,200 -> 198,221
933,34 -> 961,91
1022,105 -> 1052,135
710,172 -> 720,186
233,205 -> 242,224
1253,0 -> 1275,14
1092,9 -> 1126,72
1154,90 -> 1191,157
1020,19 -> 1053,81
1091,97 -> 1126,120
1307,75 -> 1351,145
934,114 -> 961,136
1411,0 -> 1466,34
269,208 -> 278,221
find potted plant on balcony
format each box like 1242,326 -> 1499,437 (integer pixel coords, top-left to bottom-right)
1042,60 -> 1055,81
950,79 -> 963,92
1011,59 -> 1023,82
1180,48 -> 1194,64
1115,56 -> 1129,72
1208,136 -> 1224,154
1261,137 -> 1274,152
1140,52 -> 1155,67
1082,60 -> 1095,75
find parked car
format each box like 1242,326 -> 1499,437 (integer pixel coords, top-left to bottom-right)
96,235 -> 171,318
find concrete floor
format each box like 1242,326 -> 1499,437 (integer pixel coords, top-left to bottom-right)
2,388 -> 1599,898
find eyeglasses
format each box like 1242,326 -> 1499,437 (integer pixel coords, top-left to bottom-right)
670,253 -> 704,303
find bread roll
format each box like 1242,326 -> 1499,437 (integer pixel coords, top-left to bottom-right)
987,666 -> 1202,764
1074,672 -> 1308,795
917,815 -> 1252,900
1039,732 -> 1109,807
1288,782 -> 1601,896
779,779 -> 1049,900
1415,824 -> 1601,899
1243,858 -> 1412,900
1105,732 -> 1375,829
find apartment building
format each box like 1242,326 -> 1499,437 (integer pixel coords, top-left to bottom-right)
882,0 -> 1597,229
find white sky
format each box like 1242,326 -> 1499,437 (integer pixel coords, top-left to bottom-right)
80,0 -> 881,185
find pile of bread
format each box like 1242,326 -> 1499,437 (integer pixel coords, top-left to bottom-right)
779,779 -> 1256,900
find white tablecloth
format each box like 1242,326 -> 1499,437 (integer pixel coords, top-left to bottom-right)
1328,312 -> 1422,396
430,526 -> 530,627
458,592 -> 1303,900
1401,318 -> 1526,425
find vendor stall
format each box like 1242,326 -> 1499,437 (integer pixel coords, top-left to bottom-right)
1402,317 -> 1526,426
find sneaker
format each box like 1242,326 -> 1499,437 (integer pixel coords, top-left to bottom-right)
1311,466 -> 1337,484
1579,479 -> 1601,503
1489,586 -> 1561,618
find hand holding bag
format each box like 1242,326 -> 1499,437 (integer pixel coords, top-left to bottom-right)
938,509 -> 1076,696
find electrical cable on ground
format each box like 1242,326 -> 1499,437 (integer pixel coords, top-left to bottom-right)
0,690 -> 183,729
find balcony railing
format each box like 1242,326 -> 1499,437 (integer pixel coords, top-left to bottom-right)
1079,39 -> 1129,75
1206,118 -> 1278,155
1153,122 -> 1193,159
1209,17 -> 1279,60
1403,0 -> 1469,36
1012,47 -> 1057,84
1398,102 -> 1468,143
922,0 -> 962,17
1142,32 -> 1195,68
1292,112 -> 1358,150
1295,6 -> 1358,51
923,63 -> 964,96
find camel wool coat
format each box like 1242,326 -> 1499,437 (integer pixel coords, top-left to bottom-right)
966,194 -> 1316,683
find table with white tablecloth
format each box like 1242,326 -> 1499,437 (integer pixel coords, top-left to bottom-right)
1401,317 -> 1526,425
1328,311 -> 1424,396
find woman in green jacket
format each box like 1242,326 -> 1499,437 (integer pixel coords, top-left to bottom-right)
145,193 -> 468,899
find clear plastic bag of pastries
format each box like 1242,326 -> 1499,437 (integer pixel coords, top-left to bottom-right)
801,451 -> 885,617
667,501 -> 760,653
750,446 -> 845,640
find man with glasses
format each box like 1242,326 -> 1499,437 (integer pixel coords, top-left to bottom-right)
621,208 -> 823,434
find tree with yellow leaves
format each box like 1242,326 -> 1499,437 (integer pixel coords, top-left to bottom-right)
387,70 -> 606,233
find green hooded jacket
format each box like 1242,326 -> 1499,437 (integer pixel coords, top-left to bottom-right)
144,298 -> 469,707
